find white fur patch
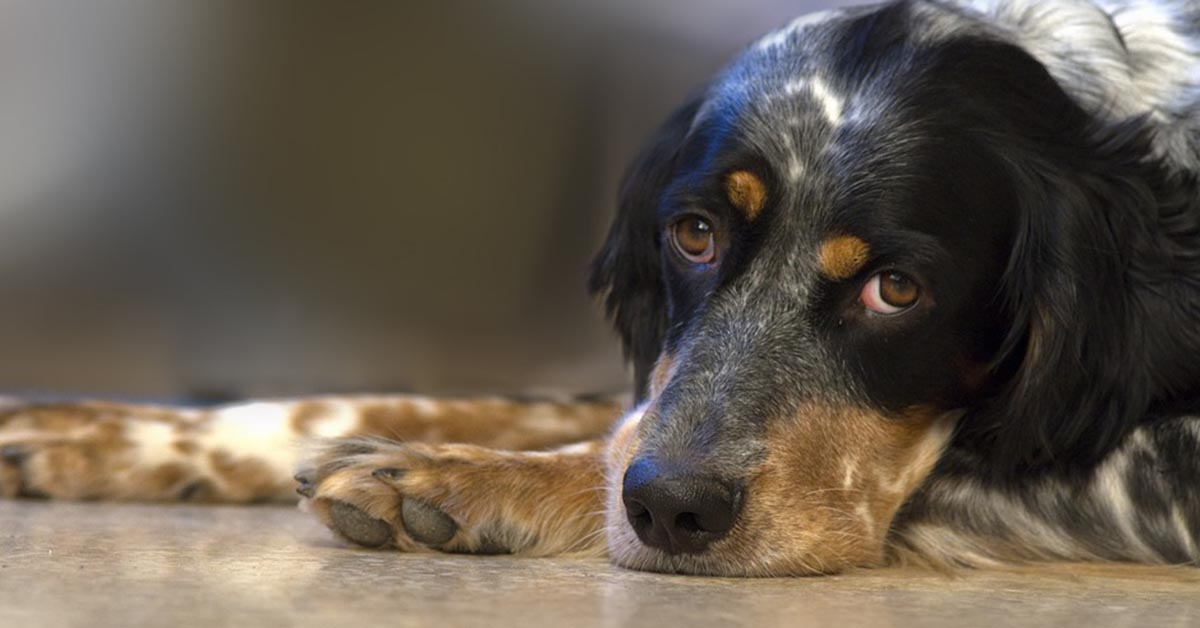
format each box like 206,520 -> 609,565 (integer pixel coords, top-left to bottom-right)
306,400 -> 360,438
787,157 -> 806,182
125,419 -> 183,469
808,76 -> 844,126
957,0 -> 1200,167
1108,1 -> 1199,111
841,457 -> 859,490
780,77 -> 844,126
1096,444 -> 1160,561
408,397 -> 440,416
199,402 -> 299,480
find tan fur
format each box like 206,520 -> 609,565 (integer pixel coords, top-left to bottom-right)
4,396 -> 959,575
354,397 -> 623,450
209,450 -> 291,502
605,403 -> 955,576
648,353 -> 676,399
172,440 -> 201,455
0,404 -> 163,499
725,171 -> 767,220
289,400 -> 340,436
129,462 -> 193,496
818,235 -> 871,280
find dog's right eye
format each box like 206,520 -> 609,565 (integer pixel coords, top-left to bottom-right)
670,215 -> 716,264
861,272 -> 920,315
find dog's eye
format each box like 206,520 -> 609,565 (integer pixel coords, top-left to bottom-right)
861,272 -> 920,314
670,215 -> 716,264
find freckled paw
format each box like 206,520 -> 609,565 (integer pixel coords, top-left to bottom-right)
302,441 -> 517,554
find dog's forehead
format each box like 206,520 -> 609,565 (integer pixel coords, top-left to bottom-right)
686,10 -> 892,232
690,11 -> 852,171
690,2 -> 989,160
680,17 -> 887,273
684,3 -> 999,245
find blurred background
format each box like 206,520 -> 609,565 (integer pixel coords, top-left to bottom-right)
0,0 -> 855,401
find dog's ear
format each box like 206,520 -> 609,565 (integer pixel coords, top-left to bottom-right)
590,97 -> 704,400
920,37 -> 1200,475
968,115 -> 1199,473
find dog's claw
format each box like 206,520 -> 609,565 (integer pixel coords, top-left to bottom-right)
372,467 -> 406,481
293,471 -> 316,498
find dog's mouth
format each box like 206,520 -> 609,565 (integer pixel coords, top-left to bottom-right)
604,405 -> 957,576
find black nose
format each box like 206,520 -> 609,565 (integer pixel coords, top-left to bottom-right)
621,457 -> 742,554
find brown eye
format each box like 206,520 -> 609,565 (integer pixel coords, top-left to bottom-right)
861,272 -> 920,314
670,215 -> 716,264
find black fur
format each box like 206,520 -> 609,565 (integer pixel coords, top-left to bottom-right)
910,37 -> 1200,476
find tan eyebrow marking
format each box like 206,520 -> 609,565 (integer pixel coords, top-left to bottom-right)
724,171 -> 767,221
818,235 -> 871,280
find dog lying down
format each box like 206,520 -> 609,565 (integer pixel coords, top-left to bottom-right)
2,0 -> 1199,576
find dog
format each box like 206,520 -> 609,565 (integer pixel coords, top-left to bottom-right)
1,0 -> 1198,576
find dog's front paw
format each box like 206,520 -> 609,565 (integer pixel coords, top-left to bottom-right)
298,438 -> 521,554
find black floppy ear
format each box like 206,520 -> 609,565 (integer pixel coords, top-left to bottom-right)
924,37 -> 1200,475
590,97 -> 704,401
969,115 -> 1200,473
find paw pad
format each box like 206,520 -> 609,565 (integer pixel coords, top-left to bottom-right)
401,498 -> 458,546
329,501 -> 393,548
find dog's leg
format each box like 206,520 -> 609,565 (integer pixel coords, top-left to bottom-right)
299,438 -> 610,555
300,405 -> 645,555
0,395 -> 625,502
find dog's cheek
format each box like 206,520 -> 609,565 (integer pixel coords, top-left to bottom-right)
730,406 -> 956,574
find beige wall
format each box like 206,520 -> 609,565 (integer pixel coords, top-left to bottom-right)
0,1 -> 858,399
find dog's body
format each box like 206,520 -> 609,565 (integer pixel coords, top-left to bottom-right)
2,0 -> 1198,576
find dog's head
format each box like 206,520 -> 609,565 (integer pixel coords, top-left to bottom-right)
590,2 -> 1191,575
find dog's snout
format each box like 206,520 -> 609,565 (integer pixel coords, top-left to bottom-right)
621,457 -> 742,554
